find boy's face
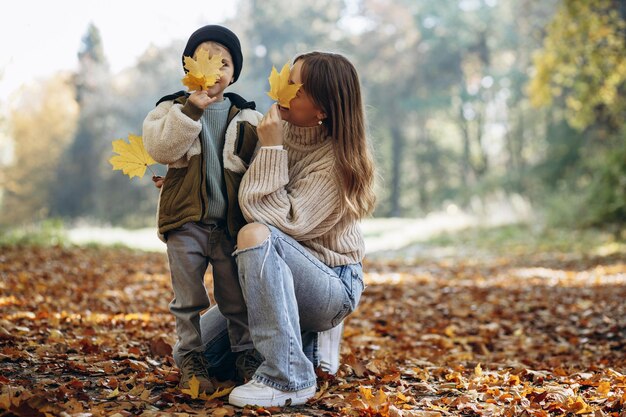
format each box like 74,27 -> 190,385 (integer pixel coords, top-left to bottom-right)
193,41 -> 235,97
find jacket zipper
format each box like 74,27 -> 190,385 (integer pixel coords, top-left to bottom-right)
224,108 -> 242,236
199,126 -> 206,219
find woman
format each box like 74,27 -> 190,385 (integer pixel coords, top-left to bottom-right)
200,51 -> 376,408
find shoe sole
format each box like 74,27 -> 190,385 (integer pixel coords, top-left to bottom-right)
229,388 -> 315,408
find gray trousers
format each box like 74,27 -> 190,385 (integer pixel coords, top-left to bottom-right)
166,222 -> 252,366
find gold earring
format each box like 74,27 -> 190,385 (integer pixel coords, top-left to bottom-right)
318,119 -> 323,125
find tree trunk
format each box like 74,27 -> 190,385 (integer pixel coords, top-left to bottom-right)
416,118 -> 430,213
460,108 -> 472,188
473,104 -> 488,177
389,124 -> 404,217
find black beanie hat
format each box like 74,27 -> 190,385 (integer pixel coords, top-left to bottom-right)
182,25 -> 243,83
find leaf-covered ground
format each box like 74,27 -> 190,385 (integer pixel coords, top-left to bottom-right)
1,238 -> 625,416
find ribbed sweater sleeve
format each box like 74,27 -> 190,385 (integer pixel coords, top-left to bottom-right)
143,101 -> 201,164
239,147 -> 340,241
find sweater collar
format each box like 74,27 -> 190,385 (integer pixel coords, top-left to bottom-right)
205,96 -> 231,111
285,122 -> 328,146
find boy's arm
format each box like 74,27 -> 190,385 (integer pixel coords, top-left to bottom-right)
142,101 -> 202,164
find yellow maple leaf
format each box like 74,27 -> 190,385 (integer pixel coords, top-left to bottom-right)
474,363 -> 482,376
565,396 -> 594,414
267,62 -> 302,108
181,375 -> 201,399
199,385 -> 234,401
106,387 -> 120,399
597,380 -> 611,396
358,386 -> 389,411
109,134 -> 156,179
182,49 -> 224,91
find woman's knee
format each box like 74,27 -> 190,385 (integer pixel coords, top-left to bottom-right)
237,223 -> 271,250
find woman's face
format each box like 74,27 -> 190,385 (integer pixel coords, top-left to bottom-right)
278,59 -> 324,127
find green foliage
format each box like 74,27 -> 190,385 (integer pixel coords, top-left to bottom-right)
532,119 -> 588,190
358,1 -> 561,216
0,219 -> 67,247
536,124 -> 626,229
529,0 -> 626,132
2,74 -> 79,226
48,27 -> 176,227
525,0 -> 626,228
78,23 -> 107,66
541,188 -> 589,228
51,24 -> 111,219
234,0 -> 345,112
2,1 -> 622,230
584,131 -> 626,226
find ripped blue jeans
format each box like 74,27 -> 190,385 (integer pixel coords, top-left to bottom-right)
198,225 -> 364,391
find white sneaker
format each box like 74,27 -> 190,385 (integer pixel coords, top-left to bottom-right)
228,379 -> 316,407
318,321 -> 344,374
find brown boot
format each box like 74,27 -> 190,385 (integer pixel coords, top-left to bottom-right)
179,351 -> 214,394
235,349 -> 264,383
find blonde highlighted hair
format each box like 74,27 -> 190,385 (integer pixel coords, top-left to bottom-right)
294,51 -> 376,220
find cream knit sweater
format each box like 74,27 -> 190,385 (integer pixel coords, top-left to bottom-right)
238,123 -> 365,266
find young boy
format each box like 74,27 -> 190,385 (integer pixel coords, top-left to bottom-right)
143,24 -> 262,393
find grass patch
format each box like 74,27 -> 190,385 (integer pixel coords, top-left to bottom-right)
426,223 -> 625,256
0,221 -> 157,253
0,219 -> 68,247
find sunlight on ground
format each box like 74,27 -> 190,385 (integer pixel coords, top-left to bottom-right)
594,241 -> 626,257
363,261 -> 626,288
67,201 -> 531,253
509,266 -> 626,286
65,216 -> 485,254
67,226 -> 165,251
361,214 -> 477,253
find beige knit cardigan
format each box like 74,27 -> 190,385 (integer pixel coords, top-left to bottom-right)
238,123 -> 365,266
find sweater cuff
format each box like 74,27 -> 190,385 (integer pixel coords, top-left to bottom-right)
181,100 -> 204,121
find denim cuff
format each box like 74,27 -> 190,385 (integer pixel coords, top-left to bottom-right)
253,374 -> 317,392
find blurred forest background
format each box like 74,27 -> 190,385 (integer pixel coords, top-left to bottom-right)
1,0 -> 624,236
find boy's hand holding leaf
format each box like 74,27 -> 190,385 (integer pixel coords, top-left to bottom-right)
182,49 -> 224,91
267,63 -> 301,108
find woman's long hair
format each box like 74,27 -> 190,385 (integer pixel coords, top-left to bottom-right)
294,52 -> 376,220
